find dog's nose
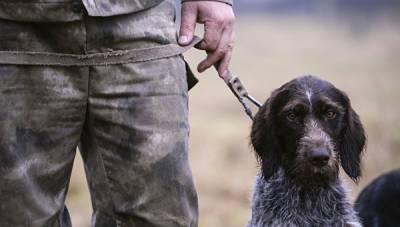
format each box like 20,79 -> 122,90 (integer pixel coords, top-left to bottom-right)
309,148 -> 330,167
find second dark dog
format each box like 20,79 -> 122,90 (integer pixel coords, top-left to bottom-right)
355,169 -> 400,227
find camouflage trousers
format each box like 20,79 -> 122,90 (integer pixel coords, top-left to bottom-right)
0,1 -> 198,226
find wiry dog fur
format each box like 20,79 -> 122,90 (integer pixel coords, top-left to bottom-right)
248,76 -> 366,227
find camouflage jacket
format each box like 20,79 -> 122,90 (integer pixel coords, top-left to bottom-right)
0,0 -> 232,22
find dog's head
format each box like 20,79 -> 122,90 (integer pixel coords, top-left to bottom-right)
251,76 -> 366,184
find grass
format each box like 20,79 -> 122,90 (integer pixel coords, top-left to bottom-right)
66,14 -> 400,227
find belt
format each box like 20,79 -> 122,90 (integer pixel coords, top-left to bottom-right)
0,36 -> 201,66
0,36 -> 202,90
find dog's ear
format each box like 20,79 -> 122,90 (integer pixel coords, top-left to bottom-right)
251,91 -> 282,179
339,94 -> 366,182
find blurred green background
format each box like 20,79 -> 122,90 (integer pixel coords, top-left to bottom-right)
66,1 -> 400,226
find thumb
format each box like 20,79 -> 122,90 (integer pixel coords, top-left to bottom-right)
179,3 -> 197,45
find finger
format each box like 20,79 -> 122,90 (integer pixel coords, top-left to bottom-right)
195,20 -> 223,51
218,30 -> 234,77
197,27 -> 234,74
179,3 -> 197,45
217,47 -> 233,78
197,50 -> 222,74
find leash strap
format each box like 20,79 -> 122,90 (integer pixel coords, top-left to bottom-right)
0,37 -> 202,66
222,70 -> 262,120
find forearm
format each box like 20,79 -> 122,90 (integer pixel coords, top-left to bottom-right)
181,0 -> 233,6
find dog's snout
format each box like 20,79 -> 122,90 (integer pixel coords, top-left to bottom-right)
309,148 -> 330,167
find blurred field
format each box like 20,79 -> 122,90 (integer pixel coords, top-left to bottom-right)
66,14 -> 400,227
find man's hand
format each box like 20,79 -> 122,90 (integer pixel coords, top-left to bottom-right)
179,1 -> 235,77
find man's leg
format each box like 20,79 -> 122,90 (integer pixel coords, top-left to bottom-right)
0,65 -> 88,226
79,1 -> 198,226
80,54 -> 198,227
0,17 -> 89,226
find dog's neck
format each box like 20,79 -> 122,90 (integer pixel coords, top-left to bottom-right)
248,169 -> 361,227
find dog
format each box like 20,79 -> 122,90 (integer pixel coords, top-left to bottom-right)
247,75 -> 366,227
355,169 -> 400,227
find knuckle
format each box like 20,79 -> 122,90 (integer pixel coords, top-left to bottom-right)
180,24 -> 193,33
216,48 -> 226,56
226,42 -> 234,51
222,14 -> 235,26
207,20 -> 223,31
216,18 -> 225,27
222,19 -> 232,26
213,15 -> 225,24
203,39 -> 218,50
217,43 -> 233,55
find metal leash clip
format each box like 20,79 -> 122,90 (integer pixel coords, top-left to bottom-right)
222,70 -> 262,120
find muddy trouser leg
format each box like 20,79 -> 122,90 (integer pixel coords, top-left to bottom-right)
0,53 -> 198,227
0,58 -> 198,227
0,65 -> 88,226
80,55 -> 198,227
78,0 -> 198,226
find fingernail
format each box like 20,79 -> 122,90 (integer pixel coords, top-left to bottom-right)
179,36 -> 188,44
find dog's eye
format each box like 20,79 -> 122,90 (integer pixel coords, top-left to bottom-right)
326,110 -> 336,119
287,112 -> 297,121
